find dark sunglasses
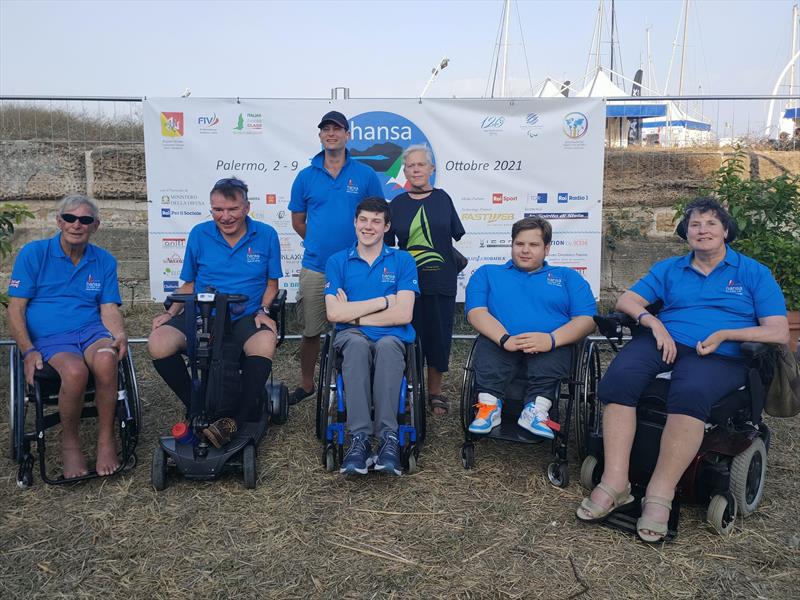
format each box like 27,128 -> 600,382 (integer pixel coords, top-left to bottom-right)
212,178 -> 248,194
60,213 -> 96,225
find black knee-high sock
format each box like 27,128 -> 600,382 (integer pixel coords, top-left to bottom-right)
152,354 -> 192,411
238,356 -> 273,422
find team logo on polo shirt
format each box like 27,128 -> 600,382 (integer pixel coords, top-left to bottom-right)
246,247 -> 262,263
9,279 -> 20,288
725,279 -> 744,295
85,275 -> 102,292
546,273 -> 563,287
381,267 -> 396,284
347,111 -> 435,200
346,179 -> 359,194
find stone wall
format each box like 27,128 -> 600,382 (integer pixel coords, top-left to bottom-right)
1,143 -> 798,309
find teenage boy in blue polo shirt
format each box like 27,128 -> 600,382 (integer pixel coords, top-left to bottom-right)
465,216 -> 596,439
325,197 -> 419,476
148,177 -> 282,448
7,194 -> 128,479
288,111 -> 383,406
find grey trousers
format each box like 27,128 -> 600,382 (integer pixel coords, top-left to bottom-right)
332,328 -> 406,438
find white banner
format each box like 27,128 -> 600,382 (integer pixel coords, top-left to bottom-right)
143,98 -> 605,302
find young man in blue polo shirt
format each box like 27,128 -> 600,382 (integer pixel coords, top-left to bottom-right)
288,111 -> 383,406
148,177 -> 282,448
465,216 -> 596,439
325,197 -> 419,476
7,194 -> 128,479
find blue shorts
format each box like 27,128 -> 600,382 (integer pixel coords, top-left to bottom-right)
34,322 -> 113,362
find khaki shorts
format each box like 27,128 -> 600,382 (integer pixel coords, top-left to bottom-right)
296,267 -> 329,337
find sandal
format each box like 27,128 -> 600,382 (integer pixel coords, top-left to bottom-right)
428,394 -> 450,415
637,496 -> 672,543
576,481 -> 634,522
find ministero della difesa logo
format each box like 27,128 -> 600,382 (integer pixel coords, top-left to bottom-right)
347,111 -> 435,199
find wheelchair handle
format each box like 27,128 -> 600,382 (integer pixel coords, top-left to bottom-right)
268,289 -> 288,347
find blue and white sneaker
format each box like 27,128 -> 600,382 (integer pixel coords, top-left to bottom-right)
517,402 -> 554,439
340,433 -> 373,475
468,399 -> 503,434
374,431 -> 402,476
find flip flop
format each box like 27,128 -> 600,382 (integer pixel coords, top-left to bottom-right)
576,481 -> 634,523
637,496 -> 672,543
428,393 -> 450,415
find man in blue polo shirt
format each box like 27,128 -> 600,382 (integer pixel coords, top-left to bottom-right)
577,197 -> 788,542
288,110 -> 383,406
465,216 -> 596,439
325,197 -> 419,476
148,177 -> 282,448
7,194 -> 128,479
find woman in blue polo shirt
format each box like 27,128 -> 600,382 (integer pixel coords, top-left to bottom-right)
577,197 -> 789,543
386,145 -> 465,415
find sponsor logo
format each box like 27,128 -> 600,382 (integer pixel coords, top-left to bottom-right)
163,280 -> 179,293
163,253 -> 183,265
480,115 -> 505,135
281,252 -> 303,261
161,195 -> 170,204
246,247 -> 261,263
563,112 -> 588,139
381,267 -> 396,284
161,112 -> 184,137
725,280 -> 744,295
159,191 -> 203,207
197,113 -> 220,134
163,266 -> 180,277
546,273 -> 563,287
348,111 -> 434,198
521,113 -> 544,138
233,112 -> 263,134
558,193 -> 568,203
346,179 -> 359,194
266,194 -> 277,205
525,212 -> 589,220
571,266 -> 588,276
161,208 -> 171,217
537,193 -> 548,204
479,238 -> 511,248
557,192 -> 590,203
492,192 -> 518,204
85,274 -> 101,292
9,279 -> 20,288
162,237 -> 187,248
460,212 -> 515,223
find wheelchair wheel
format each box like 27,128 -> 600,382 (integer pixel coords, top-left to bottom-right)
547,461 -> 569,488
9,348 -> 27,461
461,442 -> 475,469
580,455 -> 601,491
707,493 -> 737,535
118,353 -> 142,462
242,444 -> 257,489
268,382 -> 289,425
730,437 -> 767,517
412,340 -> 426,443
574,339 -> 602,461
16,452 -> 34,490
322,444 -> 336,472
316,334 -> 332,441
151,447 -> 168,491
459,340 -> 479,433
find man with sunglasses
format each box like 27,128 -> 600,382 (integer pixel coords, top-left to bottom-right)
148,177 -> 282,447
288,111 -> 383,405
7,194 -> 128,479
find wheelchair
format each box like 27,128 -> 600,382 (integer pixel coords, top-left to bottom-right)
9,343 -> 142,488
459,337 -> 582,487
315,328 -> 426,473
576,310 -> 777,538
151,290 -> 289,490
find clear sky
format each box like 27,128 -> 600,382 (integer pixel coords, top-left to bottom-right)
1,0 -> 798,131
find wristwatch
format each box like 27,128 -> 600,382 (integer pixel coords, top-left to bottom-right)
260,305 -> 271,316
499,333 -> 510,349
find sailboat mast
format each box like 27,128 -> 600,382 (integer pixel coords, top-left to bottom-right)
500,0 -> 511,97
677,0 -> 689,98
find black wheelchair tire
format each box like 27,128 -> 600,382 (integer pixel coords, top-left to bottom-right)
242,444 -> 257,489
151,447 -> 168,491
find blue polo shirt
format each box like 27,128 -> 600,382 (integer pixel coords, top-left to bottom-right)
325,243 -> 419,343
8,234 -> 121,341
630,247 -> 786,357
181,216 -> 282,319
289,149 -> 383,273
465,260 -> 596,335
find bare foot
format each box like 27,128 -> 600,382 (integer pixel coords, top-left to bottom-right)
639,499 -> 671,538
577,477 -> 629,519
95,438 -> 120,476
62,445 -> 89,478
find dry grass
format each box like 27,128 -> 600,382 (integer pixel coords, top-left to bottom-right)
0,305 -> 798,599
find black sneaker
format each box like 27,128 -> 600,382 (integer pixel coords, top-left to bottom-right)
340,433 -> 372,475
288,385 -> 315,406
374,431 -> 402,476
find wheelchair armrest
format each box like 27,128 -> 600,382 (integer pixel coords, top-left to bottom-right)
593,313 -> 627,341
740,342 -> 773,359
268,289 -> 288,347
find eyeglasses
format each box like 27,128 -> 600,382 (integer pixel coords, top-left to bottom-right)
60,213 -> 96,225
212,178 -> 248,194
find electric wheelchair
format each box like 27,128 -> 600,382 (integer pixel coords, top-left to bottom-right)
9,344 -> 141,488
151,290 -> 289,490
315,328 -> 426,473
459,337 -> 583,487
576,309 -> 777,538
